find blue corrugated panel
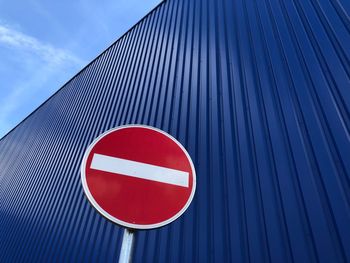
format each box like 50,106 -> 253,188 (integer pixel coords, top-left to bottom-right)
1,0 -> 349,262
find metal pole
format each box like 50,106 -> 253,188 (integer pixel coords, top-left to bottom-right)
118,228 -> 135,263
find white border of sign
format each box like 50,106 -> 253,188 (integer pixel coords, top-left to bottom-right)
80,124 -> 197,230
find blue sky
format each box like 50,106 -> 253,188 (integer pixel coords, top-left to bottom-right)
0,0 -> 161,138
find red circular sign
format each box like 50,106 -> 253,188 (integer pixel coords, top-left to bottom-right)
81,125 -> 196,229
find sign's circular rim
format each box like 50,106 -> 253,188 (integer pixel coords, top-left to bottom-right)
80,124 -> 197,230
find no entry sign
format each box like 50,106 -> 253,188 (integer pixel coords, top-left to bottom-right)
81,125 -> 196,229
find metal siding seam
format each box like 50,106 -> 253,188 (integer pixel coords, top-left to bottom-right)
209,0 -> 225,260
153,0 -> 180,128
197,0 -> 211,261
116,23 -> 145,125
38,53 -> 108,261
0,112 -> 44,261
55,52 -> 117,261
29,57 -> 108,261
189,1 -> 201,261
221,0 -> 248,261
243,0 -> 292,261
120,18 -> 152,124
112,25 -> 144,127
260,1 -> 322,262
274,0 -> 347,260
132,5 -> 163,124
128,10 -> 160,124
5,103 -> 61,261
144,0 -> 174,126
148,0 -> 183,260
329,0 -> 350,33
214,0 -> 235,261
172,0 -> 191,260
258,0 -> 314,262
293,0 -> 350,178
142,0 -> 180,259
56,52 -> 119,262
87,42 -> 122,144
177,0 -> 196,261
77,55 -> 123,262
71,51 -> 123,263
310,0 -> 350,76
121,10 -> 156,126
103,32 -> 134,129
232,0 -> 265,261
0,113 -> 39,190
271,0 -> 348,261
252,0 -> 301,261
6,93 -> 57,260
99,37 -> 126,130
165,0 -> 187,261
132,3 -> 174,262
18,88 -> 79,261
108,30 -> 138,128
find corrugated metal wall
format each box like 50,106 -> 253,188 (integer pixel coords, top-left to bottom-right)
1,0 -> 349,261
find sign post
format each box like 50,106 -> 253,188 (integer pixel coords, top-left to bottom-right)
118,228 -> 135,263
81,125 -> 196,260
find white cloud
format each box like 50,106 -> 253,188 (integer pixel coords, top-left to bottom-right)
0,23 -> 83,66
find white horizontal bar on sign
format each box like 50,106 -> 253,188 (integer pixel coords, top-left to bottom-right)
90,153 -> 189,188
